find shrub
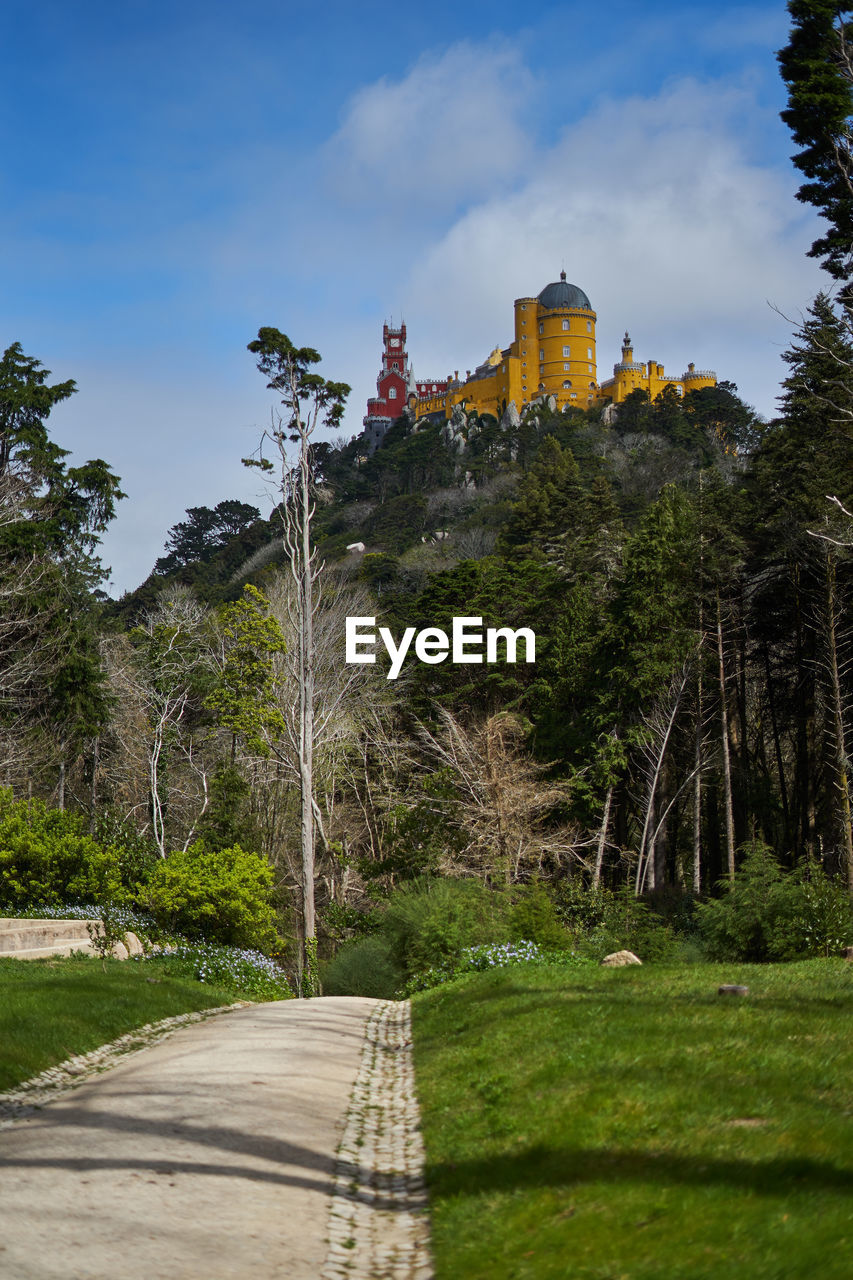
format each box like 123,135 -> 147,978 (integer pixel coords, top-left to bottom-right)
92,808 -> 160,891
554,880 -> 682,961
145,842 -> 279,952
0,790 -> 126,908
322,935 -> 403,999
379,877 -> 510,978
789,864 -> 853,957
403,939 -> 595,995
697,843 -> 853,962
509,882 -> 573,951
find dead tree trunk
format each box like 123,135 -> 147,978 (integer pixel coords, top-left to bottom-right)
716,593 -> 736,883
822,549 -> 853,893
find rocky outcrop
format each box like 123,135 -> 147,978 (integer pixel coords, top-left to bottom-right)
500,400 -> 521,431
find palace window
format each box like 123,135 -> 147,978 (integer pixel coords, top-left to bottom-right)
588,365 -> 593,373
587,347 -> 592,359
563,363 -> 570,371
563,346 -> 570,357
562,320 -> 569,331
562,380 -> 572,388
389,387 -> 397,398
539,323 -> 544,335
586,321 -> 592,332
539,350 -> 545,360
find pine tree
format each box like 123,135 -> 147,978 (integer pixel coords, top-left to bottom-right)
778,1 -> 853,286
498,436 -> 585,552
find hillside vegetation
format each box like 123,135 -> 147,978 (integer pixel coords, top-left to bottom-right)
0,314 -> 850,991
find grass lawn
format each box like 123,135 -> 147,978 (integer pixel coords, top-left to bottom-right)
412,959 -> 853,1280
0,955 -> 237,1091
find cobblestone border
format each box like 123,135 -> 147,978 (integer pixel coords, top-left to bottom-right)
323,999 -> 433,1280
0,1002 -> 246,1129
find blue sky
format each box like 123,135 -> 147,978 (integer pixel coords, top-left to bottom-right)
0,1 -> 827,594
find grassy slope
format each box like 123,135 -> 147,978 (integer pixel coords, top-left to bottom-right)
0,956 -> 236,1091
412,960 -> 853,1280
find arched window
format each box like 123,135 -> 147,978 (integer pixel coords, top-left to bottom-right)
389,387 -> 397,399
562,379 -> 572,388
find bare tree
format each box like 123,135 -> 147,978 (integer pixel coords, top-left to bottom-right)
414,709 -> 578,884
633,662 -> 711,895
103,589 -> 219,856
244,330 -> 350,992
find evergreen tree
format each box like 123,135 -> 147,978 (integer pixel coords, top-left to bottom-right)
778,1 -> 853,286
154,500 -> 261,575
498,436 -> 585,552
0,343 -> 123,783
744,294 -> 853,867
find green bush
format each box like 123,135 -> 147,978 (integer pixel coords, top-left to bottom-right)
554,880 -> 682,961
697,842 -> 853,962
0,790 -> 126,908
145,842 -> 279,952
509,882 -> 572,950
322,935 -> 403,999
379,877 -> 510,978
789,864 -> 853,957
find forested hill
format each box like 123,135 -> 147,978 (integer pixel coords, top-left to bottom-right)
114,378 -> 756,623
109,331 -> 852,899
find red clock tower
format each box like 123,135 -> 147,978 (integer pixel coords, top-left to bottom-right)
363,323 -> 413,453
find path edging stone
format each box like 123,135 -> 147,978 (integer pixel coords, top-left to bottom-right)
323,999 -> 433,1280
0,1002 -> 246,1128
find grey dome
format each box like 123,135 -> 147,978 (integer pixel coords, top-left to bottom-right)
537,271 -> 592,311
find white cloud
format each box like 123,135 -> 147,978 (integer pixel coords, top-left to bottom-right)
323,40 -> 536,211
398,77 -> 826,416
34,46 -> 831,597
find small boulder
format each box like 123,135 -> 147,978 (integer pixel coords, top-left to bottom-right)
600,950 -> 642,967
109,931 -> 144,961
718,984 -> 749,996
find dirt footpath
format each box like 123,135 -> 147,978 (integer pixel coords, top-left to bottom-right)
0,998 -> 380,1280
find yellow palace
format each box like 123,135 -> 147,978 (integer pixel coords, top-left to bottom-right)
410,272 -> 717,422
